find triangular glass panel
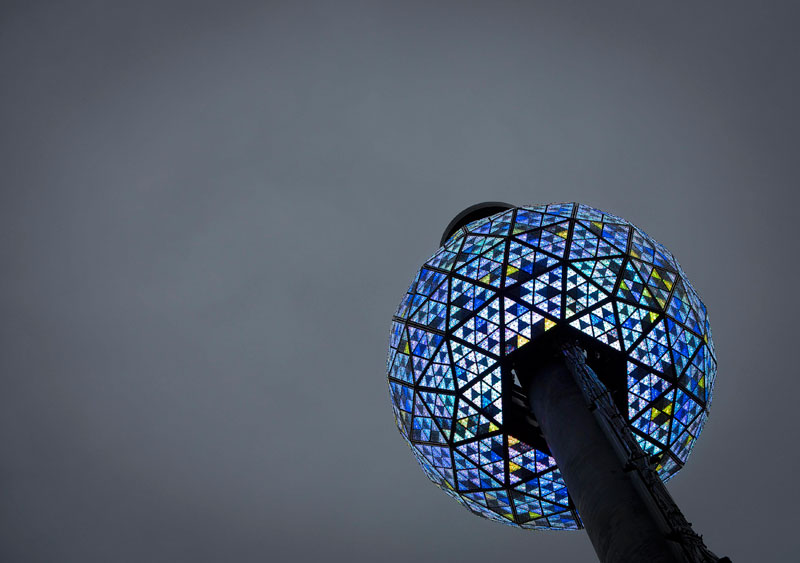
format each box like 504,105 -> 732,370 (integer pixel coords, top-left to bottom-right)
666,279 -> 702,334
425,234 -> 464,272
537,471 -> 570,508
389,320 -> 404,351
388,349 -> 416,384
599,222 -> 631,251
461,492 -> 512,523
448,278 -> 496,329
418,390 -> 456,419
627,363 -> 671,419
513,491 -> 550,523
667,319 -> 701,375
389,381 -> 415,414
411,411 -> 448,444
512,208 -> 546,235
570,257 -> 623,294
484,209 -> 515,237
568,303 -> 620,350
633,432 -> 663,458
676,358 -> 704,405
454,450 -> 503,490
702,345 -> 717,399
503,297 -> 548,353
413,268 -> 448,297
481,490 -> 515,520
545,202 -> 575,218
406,326 -> 444,359
575,204 -> 604,222
415,443 -> 453,470
468,434 -> 506,469
617,301 -> 660,351
453,240 -> 507,288
616,260 -> 660,309
672,388 -> 703,428
565,268 -> 610,318
460,366 -> 503,411
412,444 -> 454,487
409,298 -> 447,330
670,424 -> 698,464
520,266 -> 562,318
630,229 -> 675,270
418,391 -> 456,440
630,388 -> 675,446
452,398 -> 499,442
505,240 -> 559,287
453,235 -> 503,272
514,221 -> 570,258
507,436 -> 555,485
464,215 -> 492,234
630,258 -> 675,311
629,319 -> 672,374
568,222 -> 624,260
450,342 -> 495,385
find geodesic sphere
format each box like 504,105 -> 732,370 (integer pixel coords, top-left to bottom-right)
387,202 -> 716,530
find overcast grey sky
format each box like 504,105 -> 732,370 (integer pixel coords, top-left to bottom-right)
1,1 -> 798,561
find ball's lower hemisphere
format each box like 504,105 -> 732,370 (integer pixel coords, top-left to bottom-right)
387,202 -> 716,529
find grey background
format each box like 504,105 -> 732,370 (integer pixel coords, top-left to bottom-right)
2,1 -> 798,561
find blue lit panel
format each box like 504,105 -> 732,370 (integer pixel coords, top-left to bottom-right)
387,203 -> 716,530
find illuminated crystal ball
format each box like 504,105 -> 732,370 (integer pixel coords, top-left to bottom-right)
387,202 -> 716,530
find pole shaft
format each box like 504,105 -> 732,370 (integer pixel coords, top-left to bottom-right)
526,360 -> 682,563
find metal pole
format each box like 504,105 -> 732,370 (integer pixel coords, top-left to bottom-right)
525,358 -> 683,562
